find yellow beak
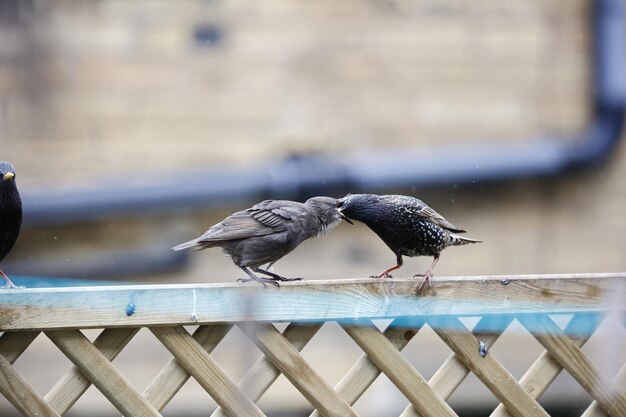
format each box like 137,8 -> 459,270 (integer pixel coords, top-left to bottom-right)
2,172 -> 14,181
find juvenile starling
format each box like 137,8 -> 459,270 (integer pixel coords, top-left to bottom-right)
173,197 -> 349,286
0,161 -> 23,289
338,194 -> 480,286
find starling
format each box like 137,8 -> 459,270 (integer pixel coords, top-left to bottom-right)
338,194 -> 480,286
173,197 -> 349,286
0,161 -> 23,289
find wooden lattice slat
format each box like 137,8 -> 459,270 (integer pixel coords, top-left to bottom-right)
490,313 -> 603,417
432,316 -> 550,417
310,317 -> 426,417
241,322 -> 358,417
144,324 -> 232,411
518,315 -> 626,417
0,274 -> 624,417
150,325 -> 265,417
45,327 -> 139,414
212,322 -> 323,417
399,315 -> 515,417
0,353 -> 62,417
45,329 -> 161,417
341,319 -> 459,417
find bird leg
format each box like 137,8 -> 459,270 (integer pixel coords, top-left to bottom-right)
237,267 -> 280,287
255,267 -> 303,282
372,255 -> 403,278
0,269 -> 23,290
413,254 -> 440,289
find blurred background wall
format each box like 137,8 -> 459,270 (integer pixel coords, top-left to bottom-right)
1,0 -> 625,416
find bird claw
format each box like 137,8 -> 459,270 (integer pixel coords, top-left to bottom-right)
1,283 -> 24,290
236,278 -> 280,288
276,276 -> 303,282
370,273 -> 392,279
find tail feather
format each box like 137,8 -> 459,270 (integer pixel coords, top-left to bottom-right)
172,238 -> 202,251
448,234 -> 481,246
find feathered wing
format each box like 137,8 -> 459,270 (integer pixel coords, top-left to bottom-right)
389,195 -> 466,233
172,200 -> 302,250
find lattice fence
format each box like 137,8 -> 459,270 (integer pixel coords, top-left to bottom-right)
1,273 -> 625,417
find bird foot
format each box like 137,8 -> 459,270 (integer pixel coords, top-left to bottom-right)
413,274 -> 431,291
370,272 -> 392,279
237,277 -> 280,288
274,276 -> 304,282
1,283 -> 24,290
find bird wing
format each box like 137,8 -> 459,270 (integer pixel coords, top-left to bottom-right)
198,200 -> 300,242
390,195 -> 466,233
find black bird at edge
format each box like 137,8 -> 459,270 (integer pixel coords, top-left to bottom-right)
0,161 -> 23,289
172,197 -> 350,287
338,193 -> 480,288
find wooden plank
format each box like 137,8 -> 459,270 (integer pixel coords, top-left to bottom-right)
431,316 -> 550,417
240,322 -> 358,417
517,315 -> 626,417
400,315 -> 515,417
0,273 -> 624,330
581,363 -> 626,417
45,329 -> 162,417
0,353 -> 62,417
45,327 -> 139,415
212,322 -> 322,417
310,318 -> 425,417
0,331 -> 39,363
144,324 -> 232,411
341,320 -> 458,417
490,313 -> 601,417
150,325 -> 265,417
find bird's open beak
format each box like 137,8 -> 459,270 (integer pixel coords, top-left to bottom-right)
2,172 -> 14,181
339,210 -> 353,225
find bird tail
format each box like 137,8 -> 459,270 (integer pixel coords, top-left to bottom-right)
448,234 -> 482,246
172,238 -> 203,251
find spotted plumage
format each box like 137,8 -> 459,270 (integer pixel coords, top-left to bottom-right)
0,161 -> 22,289
338,194 -> 480,286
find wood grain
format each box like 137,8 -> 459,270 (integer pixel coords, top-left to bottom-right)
341,320 -> 458,417
150,325 -> 265,417
0,273 -> 623,330
310,318 -> 425,417
490,313 -> 601,417
212,322 -> 322,417
0,353 -> 61,417
432,316 -> 549,417
45,327 -> 139,415
45,329 -> 161,417
400,315 -> 515,417
0,331 -> 39,363
581,363 -> 626,417
241,322 -> 358,417
144,324 -> 232,411
518,315 -> 626,417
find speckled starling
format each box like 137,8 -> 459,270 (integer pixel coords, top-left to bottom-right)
0,161 -> 23,289
338,193 -> 480,286
173,197 -> 349,286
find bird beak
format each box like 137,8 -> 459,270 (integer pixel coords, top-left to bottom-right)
339,210 -> 353,225
2,172 -> 14,181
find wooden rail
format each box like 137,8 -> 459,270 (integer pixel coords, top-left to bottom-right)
0,273 -> 625,417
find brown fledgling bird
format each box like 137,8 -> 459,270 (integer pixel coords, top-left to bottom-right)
173,197 -> 349,286
0,161 -> 23,289
338,194 -> 480,287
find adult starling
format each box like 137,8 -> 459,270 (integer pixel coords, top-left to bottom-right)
0,161 -> 23,289
338,194 -> 480,286
173,197 -> 349,286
